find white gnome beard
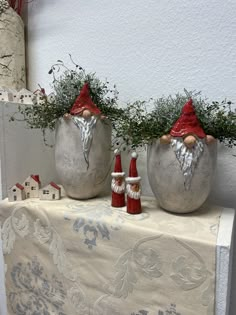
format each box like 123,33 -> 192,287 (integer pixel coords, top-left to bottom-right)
72,116 -> 97,168
111,178 -> 125,194
126,183 -> 141,200
171,138 -> 204,190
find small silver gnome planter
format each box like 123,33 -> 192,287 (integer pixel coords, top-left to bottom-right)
55,82 -> 111,199
55,117 -> 111,199
147,99 -> 217,214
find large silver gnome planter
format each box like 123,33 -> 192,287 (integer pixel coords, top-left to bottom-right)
55,82 -> 112,199
55,117 -> 111,199
147,99 -> 217,214
147,139 -> 217,213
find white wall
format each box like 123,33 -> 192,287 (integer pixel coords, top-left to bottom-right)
26,0 -> 236,313
0,102 -> 57,199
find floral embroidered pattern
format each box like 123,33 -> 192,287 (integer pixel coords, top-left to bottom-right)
0,197 -> 219,315
9,256 -> 66,315
170,238 -> 207,290
67,199 -> 149,249
73,217 -> 110,249
67,283 -> 89,315
69,201 -> 115,249
131,310 -> 149,315
130,303 -> 182,315
158,303 -> 182,315
201,276 -> 215,315
33,218 -> 77,281
107,235 -> 163,298
1,206 -> 29,254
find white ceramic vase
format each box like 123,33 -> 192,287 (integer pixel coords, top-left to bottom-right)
0,7 -> 26,89
147,138 -> 217,213
55,117 -> 111,199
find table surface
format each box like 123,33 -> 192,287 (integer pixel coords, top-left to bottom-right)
0,196 -> 234,315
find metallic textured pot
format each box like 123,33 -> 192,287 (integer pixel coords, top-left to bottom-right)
55,117 -> 111,199
147,139 -> 217,213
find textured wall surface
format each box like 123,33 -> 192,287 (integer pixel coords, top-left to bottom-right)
0,8 -> 26,89
26,1 -> 236,313
0,102 -> 57,200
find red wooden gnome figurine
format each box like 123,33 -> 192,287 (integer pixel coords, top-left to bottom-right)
111,149 -> 125,207
126,152 -> 142,214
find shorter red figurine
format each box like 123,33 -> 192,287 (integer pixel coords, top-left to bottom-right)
126,152 -> 142,214
111,149 -> 125,207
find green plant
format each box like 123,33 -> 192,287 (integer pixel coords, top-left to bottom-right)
115,90 -> 236,149
11,56 -> 124,140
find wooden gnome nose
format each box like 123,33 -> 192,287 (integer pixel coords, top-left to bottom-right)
183,135 -> 197,148
82,109 -> 92,119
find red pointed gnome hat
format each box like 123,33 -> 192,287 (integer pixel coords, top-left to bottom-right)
112,149 -> 125,177
170,99 -> 206,138
126,152 -> 141,183
70,82 -> 102,115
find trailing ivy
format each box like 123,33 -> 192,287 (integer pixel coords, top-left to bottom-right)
10,61 -> 236,150
115,90 -> 236,149
11,56 -> 124,138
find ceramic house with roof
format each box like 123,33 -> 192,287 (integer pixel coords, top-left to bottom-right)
12,90 -> 20,103
18,88 -> 34,105
33,88 -> 46,105
47,92 -> 55,103
23,175 -> 41,198
8,183 -> 26,202
39,182 -> 61,200
0,87 -> 14,102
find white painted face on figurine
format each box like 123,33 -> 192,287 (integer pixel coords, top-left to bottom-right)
111,177 -> 125,193
126,182 -> 141,199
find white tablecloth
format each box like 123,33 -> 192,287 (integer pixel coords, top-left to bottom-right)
0,235 -> 7,315
0,196 -> 221,315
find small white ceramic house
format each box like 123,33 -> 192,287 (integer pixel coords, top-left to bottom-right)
33,89 -> 46,105
23,175 -> 41,198
8,183 -> 26,202
39,182 -> 61,200
0,88 -> 8,101
47,92 -> 55,103
17,88 -> 34,104
12,90 -> 19,103
0,87 -> 14,102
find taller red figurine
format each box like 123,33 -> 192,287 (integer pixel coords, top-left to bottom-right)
126,152 -> 142,214
111,149 -> 125,207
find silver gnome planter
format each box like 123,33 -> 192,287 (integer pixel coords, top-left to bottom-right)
55,117 -> 111,199
147,98 -> 218,214
147,138 -> 217,213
